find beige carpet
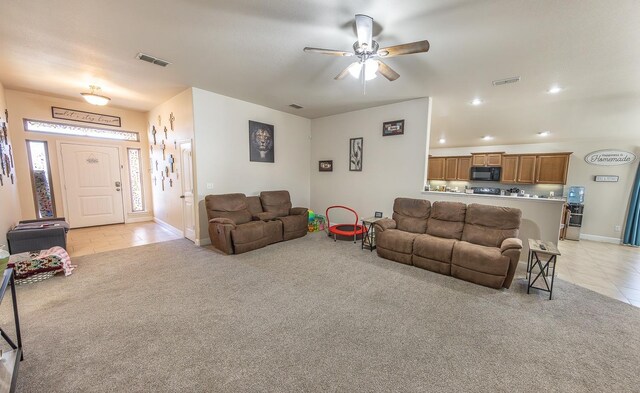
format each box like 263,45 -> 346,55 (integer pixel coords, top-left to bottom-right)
8,233 -> 640,392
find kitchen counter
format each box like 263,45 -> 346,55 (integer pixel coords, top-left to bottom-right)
422,191 -> 566,203
421,190 -> 566,258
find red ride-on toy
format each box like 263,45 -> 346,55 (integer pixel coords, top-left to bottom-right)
325,205 -> 367,243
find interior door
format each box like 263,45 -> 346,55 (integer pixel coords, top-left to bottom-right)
180,141 -> 196,242
60,143 -> 124,228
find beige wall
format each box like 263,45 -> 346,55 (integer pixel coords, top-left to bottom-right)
310,98 -> 432,221
0,82 -> 23,248
430,140 -> 640,242
191,87 -> 311,244
5,90 -> 152,225
146,88 -> 195,236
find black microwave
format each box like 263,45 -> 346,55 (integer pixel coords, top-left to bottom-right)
470,166 -> 501,181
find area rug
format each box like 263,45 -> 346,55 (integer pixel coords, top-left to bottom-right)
9,233 -> 640,392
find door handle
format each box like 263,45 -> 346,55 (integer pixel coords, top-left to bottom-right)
180,195 -> 185,199
116,188 -> 121,191
115,181 -> 121,187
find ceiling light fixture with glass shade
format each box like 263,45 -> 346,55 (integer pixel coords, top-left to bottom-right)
81,85 -> 111,106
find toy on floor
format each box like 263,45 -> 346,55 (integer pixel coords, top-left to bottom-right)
325,205 -> 367,243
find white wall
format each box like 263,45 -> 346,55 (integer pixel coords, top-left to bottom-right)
5,90 -> 152,225
310,98 -> 431,221
146,88 -> 195,235
430,140 -> 640,242
0,82 -> 22,248
191,87 -> 311,244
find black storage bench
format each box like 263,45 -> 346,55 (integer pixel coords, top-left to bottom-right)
6,218 -> 70,254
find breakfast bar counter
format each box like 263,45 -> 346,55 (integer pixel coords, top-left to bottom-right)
421,191 -> 566,259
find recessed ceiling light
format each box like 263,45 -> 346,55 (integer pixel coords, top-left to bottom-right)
438,138 -> 446,144
547,86 -> 562,94
470,98 -> 483,106
537,131 -> 551,136
482,135 -> 493,141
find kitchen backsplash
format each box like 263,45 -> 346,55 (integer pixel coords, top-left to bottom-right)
427,180 -> 565,198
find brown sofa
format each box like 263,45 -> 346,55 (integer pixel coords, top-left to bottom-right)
375,198 -> 523,289
205,191 -> 308,254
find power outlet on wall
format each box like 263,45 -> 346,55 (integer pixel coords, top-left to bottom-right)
206,183 -> 214,190
614,225 -> 621,232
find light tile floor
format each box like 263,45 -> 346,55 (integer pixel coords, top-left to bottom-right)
66,221 -> 182,258
554,239 -> 640,307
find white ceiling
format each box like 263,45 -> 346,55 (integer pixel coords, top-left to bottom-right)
1,0 -> 639,146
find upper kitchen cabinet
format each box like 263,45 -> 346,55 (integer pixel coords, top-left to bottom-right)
456,157 -> 472,181
471,153 -> 503,167
536,154 -> 570,184
428,157 -> 446,180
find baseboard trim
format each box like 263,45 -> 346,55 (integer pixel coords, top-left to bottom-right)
195,238 -> 211,246
579,233 -> 622,244
153,217 -> 183,237
125,215 -> 153,224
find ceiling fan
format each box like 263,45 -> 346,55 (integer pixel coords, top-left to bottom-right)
304,14 -> 430,92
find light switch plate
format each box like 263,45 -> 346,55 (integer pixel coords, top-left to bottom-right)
206,183 -> 214,190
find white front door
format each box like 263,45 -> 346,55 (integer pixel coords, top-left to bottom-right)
60,143 -> 124,228
180,141 -> 196,242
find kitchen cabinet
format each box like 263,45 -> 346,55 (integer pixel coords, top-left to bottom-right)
456,157 -> 472,180
516,155 -> 537,184
428,157 -> 445,180
471,153 -> 503,167
536,154 -> 570,184
445,158 -> 458,180
500,155 -> 519,183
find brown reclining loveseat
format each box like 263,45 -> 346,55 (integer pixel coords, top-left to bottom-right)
374,198 -> 523,289
205,190 -> 308,254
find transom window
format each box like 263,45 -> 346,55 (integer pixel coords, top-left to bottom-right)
23,119 -> 139,141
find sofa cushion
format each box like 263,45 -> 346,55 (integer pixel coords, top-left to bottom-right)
205,193 -> 253,225
231,221 -> 266,244
277,214 -> 307,233
392,198 -> 431,234
263,220 -> 284,244
451,241 -> 510,288
260,190 -> 293,217
426,201 -> 466,240
246,196 -> 264,216
461,204 -> 522,248
413,234 -> 456,263
376,229 -> 418,255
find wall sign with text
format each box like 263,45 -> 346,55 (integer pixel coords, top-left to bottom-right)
584,149 -> 636,166
51,107 -> 122,127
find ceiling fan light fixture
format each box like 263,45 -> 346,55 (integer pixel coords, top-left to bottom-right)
348,59 -> 378,81
81,85 -> 110,106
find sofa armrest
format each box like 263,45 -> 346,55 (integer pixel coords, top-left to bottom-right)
373,218 -> 396,233
209,218 -> 237,228
500,238 -> 523,253
290,207 -> 308,216
253,212 -> 277,221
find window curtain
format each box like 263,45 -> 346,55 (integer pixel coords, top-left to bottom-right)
623,164 -> 640,246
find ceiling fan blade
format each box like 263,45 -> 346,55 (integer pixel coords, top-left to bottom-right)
335,62 -> 360,80
376,60 -> 400,81
303,47 -> 353,56
378,40 -> 430,57
355,14 -> 373,50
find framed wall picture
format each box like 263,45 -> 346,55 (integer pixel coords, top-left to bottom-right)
382,119 -> 405,136
319,160 -> 333,172
349,137 -> 363,171
249,120 -> 274,163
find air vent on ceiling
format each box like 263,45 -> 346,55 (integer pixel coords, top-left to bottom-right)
136,52 -> 171,67
289,104 -> 304,109
492,76 -> 521,86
